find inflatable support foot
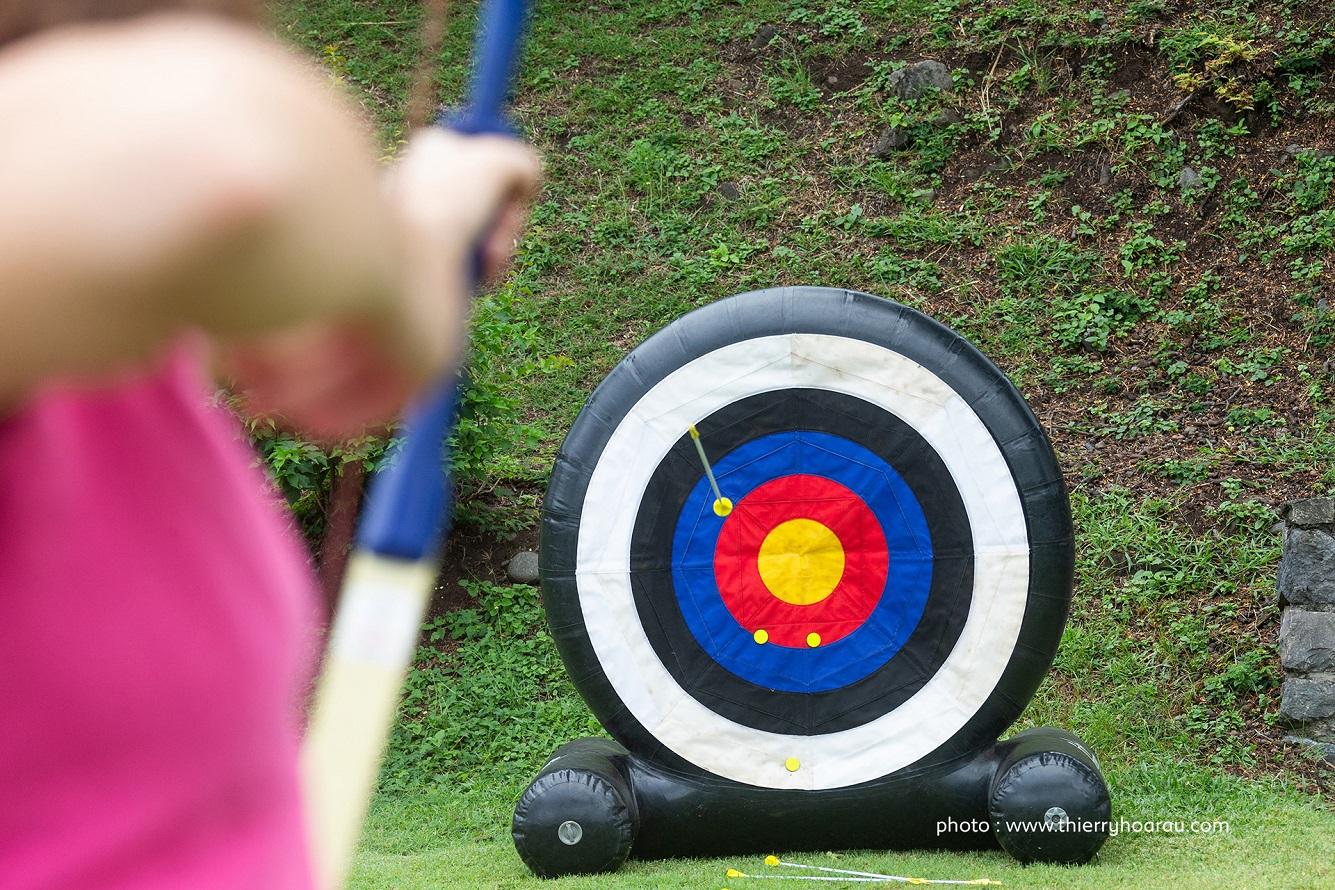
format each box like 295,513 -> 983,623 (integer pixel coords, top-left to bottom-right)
514,728 -> 1109,876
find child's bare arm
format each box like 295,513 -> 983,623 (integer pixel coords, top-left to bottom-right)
0,13 -> 537,413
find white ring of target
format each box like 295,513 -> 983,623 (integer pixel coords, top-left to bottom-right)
575,334 -> 1029,790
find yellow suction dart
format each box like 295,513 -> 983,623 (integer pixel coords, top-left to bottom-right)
720,857 -> 1000,885
688,424 -> 732,516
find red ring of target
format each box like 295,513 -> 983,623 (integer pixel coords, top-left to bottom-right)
713,474 -> 889,648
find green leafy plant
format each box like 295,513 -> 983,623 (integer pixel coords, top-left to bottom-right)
382,580 -> 600,791
1161,21 -> 1264,109
1054,288 -> 1157,350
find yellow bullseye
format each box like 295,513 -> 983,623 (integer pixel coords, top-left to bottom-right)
756,518 -> 845,606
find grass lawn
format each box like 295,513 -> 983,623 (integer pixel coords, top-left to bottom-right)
264,0 -> 1334,886
348,761 -> 1333,888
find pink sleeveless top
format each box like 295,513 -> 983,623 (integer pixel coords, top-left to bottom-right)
0,345 -> 318,889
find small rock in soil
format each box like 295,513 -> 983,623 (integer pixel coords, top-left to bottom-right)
933,107 -> 962,126
872,125 -> 912,156
887,60 -> 952,100
717,181 -> 741,201
1096,161 -> 1113,186
506,550 -> 540,583
1283,733 -> 1335,761
961,159 -> 1008,183
1285,144 -> 1335,162
1178,166 -> 1203,190
749,24 -> 778,51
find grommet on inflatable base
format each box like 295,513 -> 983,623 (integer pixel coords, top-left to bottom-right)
512,742 -> 637,876
519,287 -> 1110,875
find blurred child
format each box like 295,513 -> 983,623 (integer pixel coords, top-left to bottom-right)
0,2 -> 539,887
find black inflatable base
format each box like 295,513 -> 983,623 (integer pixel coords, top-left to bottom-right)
513,728 -> 1110,878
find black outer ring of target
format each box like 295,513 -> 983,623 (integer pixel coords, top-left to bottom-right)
540,287 -> 1075,783
628,388 -> 973,736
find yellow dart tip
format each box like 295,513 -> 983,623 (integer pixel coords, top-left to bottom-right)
765,855 -> 780,867
725,868 -> 745,878
688,425 -> 700,439
713,497 -> 733,517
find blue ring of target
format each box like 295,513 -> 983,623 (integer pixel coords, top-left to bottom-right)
671,431 -> 933,692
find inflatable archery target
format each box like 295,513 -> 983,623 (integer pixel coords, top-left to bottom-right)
540,287 -> 1074,792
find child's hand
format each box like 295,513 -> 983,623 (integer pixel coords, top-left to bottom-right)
386,130 -> 542,382
221,130 -> 541,441
390,129 -> 542,283
217,323 -> 415,442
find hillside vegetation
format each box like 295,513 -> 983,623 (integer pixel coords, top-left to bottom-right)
267,0 -> 1332,885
